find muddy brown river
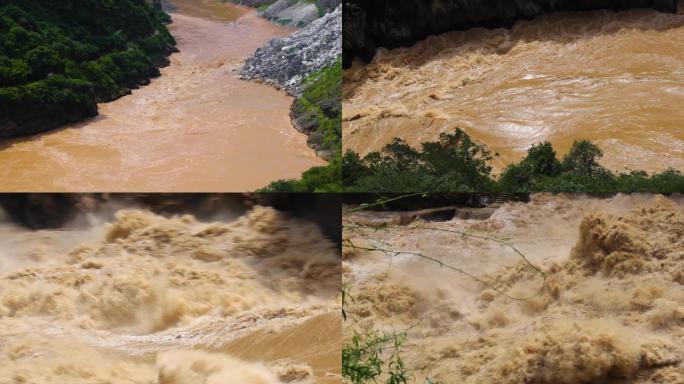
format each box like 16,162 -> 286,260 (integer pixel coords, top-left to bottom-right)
0,206 -> 341,383
343,4 -> 684,173
343,194 -> 684,383
0,1 -> 324,192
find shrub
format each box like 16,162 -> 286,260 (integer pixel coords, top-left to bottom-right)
343,130 -> 684,193
258,155 -> 342,192
343,329 -> 411,384
343,128 -> 495,192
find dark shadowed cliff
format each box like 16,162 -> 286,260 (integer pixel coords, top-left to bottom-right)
343,0 -> 678,66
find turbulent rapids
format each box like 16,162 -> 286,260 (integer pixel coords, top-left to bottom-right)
343,194 -> 684,383
0,205 -> 341,383
343,4 -> 684,173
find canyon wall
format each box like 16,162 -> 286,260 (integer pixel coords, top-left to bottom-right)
343,0 -> 678,66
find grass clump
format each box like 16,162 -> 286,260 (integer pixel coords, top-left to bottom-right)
343,329 -> 411,384
260,60 -> 342,192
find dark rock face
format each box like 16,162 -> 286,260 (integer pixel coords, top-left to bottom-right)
343,0 -> 678,66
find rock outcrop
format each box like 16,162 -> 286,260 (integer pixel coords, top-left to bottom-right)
239,2 -> 342,160
241,5 -> 341,95
343,0 -> 679,66
262,0 -> 319,27
230,0 -> 340,27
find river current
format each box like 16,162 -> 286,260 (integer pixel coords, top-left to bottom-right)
343,4 -> 684,173
0,1 -> 324,191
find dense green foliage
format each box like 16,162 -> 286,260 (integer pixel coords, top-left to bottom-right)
343,130 -> 684,193
0,0 -> 175,137
292,60 -> 342,153
259,154 -> 342,192
260,60 -> 342,192
343,129 -> 495,192
343,329 -> 411,384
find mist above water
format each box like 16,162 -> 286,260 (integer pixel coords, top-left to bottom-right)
343,194 -> 684,383
0,203 -> 341,383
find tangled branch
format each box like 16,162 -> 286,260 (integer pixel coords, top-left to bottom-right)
343,222 -> 546,301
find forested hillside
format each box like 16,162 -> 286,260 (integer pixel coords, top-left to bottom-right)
0,0 -> 176,138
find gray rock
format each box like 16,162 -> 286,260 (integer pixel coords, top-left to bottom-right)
228,0 -> 275,7
262,0 -> 294,17
316,0 -> 341,13
241,5 -> 341,95
261,0 -> 319,27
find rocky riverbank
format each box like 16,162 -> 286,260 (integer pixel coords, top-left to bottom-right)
241,5 -> 341,95
240,3 -> 341,160
343,0 -> 679,66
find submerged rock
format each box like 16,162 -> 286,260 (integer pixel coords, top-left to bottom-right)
343,0 -> 679,66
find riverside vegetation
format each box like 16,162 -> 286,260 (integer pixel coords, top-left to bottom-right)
241,1 -> 342,192
0,0 -> 176,138
342,0 -> 684,176
260,61 -> 342,192
342,129 -> 684,193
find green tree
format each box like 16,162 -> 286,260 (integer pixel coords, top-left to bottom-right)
562,139 -> 606,177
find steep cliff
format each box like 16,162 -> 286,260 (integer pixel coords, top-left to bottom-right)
241,1 -> 342,191
343,0 -> 678,66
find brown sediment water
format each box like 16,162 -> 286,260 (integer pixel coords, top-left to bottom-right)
0,205 -> 341,383
343,194 -> 684,383
343,5 -> 684,173
0,1 -> 324,192
164,0 -> 248,21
